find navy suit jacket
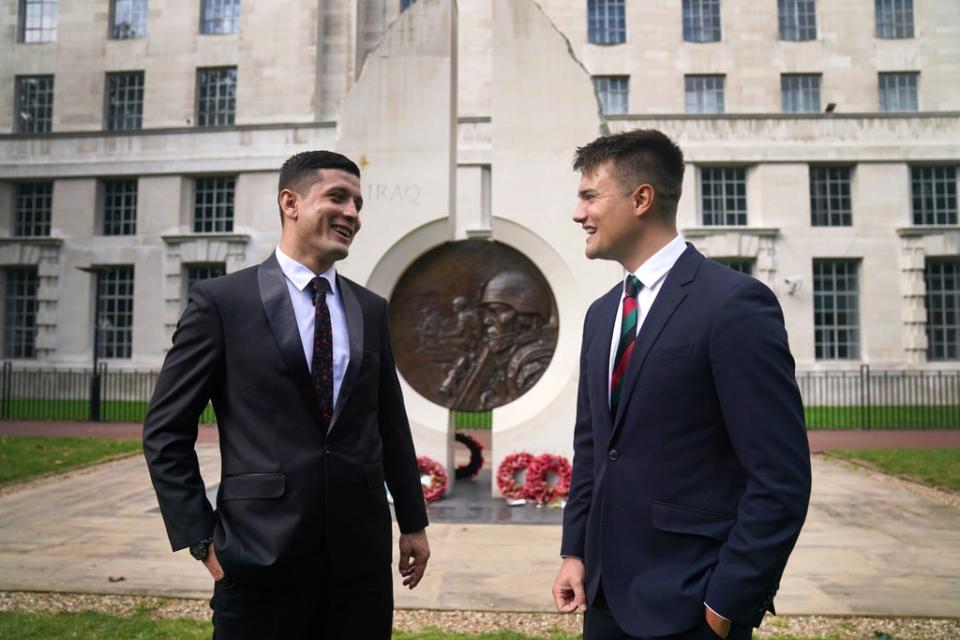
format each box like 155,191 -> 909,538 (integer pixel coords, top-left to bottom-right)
143,255 -> 428,586
561,245 -> 811,636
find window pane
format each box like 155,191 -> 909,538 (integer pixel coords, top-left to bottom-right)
19,0 -> 58,43
3,267 -> 39,358
781,73 -> 821,113
15,75 -> 54,133
911,166 -> 959,226
105,71 -> 144,131
14,182 -> 53,237
713,258 -> 754,276
201,0 -> 240,34
102,180 -> 138,235
814,260 -> 860,360
194,177 -> 236,233
779,0 -> 817,40
196,67 -> 237,127
876,0 -> 914,38
701,167 -> 747,225
97,267 -> 135,359
809,166 -> 852,226
685,75 -> 725,114
110,0 -> 147,38
588,0 -> 626,45
683,0 -> 721,43
925,259 -> 960,360
878,72 -> 918,112
593,75 -> 629,115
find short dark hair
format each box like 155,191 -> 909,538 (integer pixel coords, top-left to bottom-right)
573,129 -> 685,215
277,150 -> 361,220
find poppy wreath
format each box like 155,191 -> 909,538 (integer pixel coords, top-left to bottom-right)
524,453 -> 572,505
496,451 -> 535,500
417,456 -> 448,503
454,431 -> 485,480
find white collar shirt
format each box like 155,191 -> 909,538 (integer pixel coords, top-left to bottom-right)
275,247 -> 351,407
607,234 -> 688,406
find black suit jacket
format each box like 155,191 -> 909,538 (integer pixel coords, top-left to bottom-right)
143,254 -> 428,586
561,245 -> 811,636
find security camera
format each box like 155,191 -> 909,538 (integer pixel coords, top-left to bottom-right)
783,275 -> 803,294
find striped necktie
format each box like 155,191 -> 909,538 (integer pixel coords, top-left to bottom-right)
610,275 -> 642,415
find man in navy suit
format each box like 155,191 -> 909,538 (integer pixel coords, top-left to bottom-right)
551,130 -> 811,639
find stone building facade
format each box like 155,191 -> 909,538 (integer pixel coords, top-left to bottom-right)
0,0 -> 958,377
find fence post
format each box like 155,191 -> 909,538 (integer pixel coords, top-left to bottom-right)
859,363 -> 870,430
1,361 -> 9,420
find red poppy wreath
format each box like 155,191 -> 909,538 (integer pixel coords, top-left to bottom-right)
524,453 -> 572,505
417,455 -> 448,503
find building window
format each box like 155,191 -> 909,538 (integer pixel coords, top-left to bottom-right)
196,67 -> 237,127
14,183 -> 52,237
400,0 -> 416,9
685,75 -> 725,114
200,0 -> 239,34
911,166 -> 958,226
878,72 -> 918,112
588,0 -> 626,45
18,0 -> 58,43
109,0 -> 147,39
809,167 -> 852,226
3,267 -> 38,359
593,75 -> 629,115
102,180 -> 137,236
184,263 -> 225,306
683,0 -> 721,43
781,73 -> 821,113
97,267 -> 134,359
701,167 -> 747,226
925,259 -> 960,361
876,0 -> 913,39
194,177 -> 235,233
714,258 -> 754,276
813,259 -> 860,360
779,0 -> 816,40
104,71 -> 144,131
15,75 -> 54,134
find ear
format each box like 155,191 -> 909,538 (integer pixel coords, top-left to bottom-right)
631,184 -> 655,218
278,188 -> 300,222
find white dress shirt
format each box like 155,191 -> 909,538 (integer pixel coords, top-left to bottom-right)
275,247 -> 351,407
607,234 -> 688,406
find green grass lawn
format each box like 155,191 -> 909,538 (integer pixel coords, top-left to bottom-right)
1,399 -> 216,423
0,436 -> 142,486
831,448 -> 960,492
804,404 -> 960,429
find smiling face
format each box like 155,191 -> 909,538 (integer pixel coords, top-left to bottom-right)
279,168 -> 363,274
572,161 -> 642,268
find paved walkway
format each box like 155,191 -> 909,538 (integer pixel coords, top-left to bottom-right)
0,445 -> 957,616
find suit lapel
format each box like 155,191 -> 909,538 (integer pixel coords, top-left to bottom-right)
590,287 -> 620,434
611,245 -> 702,434
328,275 -> 364,435
257,254 -> 325,428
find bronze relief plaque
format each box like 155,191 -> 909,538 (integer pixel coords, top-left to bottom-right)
389,240 -> 559,411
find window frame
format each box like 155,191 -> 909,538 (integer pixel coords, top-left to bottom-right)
587,0 -> 626,45
193,176 -> 236,233
14,75 -> 54,134
18,0 -> 58,44
109,0 -> 148,39
809,166 -> 853,227
96,266 -> 135,359
199,0 -> 240,35
700,167 -> 748,226
781,73 -> 822,113
878,71 -> 919,112
104,71 -> 145,131
2,267 -> 39,359
911,166 -> 959,226
196,66 -> 237,127
875,0 -> 914,39
684,74 -> 725,114
813,259 -> 861,361
778,0 -> 817,41
924,258 -> 960,361
593,75 -> 630,115
683,0 -> 722,43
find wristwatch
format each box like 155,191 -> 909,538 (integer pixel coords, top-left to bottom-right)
189,537 -> 214,561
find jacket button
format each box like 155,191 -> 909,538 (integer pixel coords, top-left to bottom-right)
608,449 -> 619,461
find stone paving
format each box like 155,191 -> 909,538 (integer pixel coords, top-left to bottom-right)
0,446 -> 957,616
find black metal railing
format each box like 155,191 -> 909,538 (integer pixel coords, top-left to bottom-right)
0,363 -> 957,429
0,362 -> 216,423
797,365 -> 960,429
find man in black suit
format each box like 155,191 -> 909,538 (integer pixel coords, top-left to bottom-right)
551,130 -> 811,639
143,151 -> 429,639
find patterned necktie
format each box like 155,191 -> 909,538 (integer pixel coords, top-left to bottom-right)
309,276 -> 334,427
610,275 -> 642,415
